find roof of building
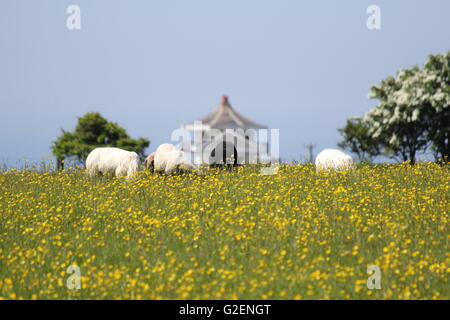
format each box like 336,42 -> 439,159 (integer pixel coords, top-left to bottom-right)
182,96 -> 267,130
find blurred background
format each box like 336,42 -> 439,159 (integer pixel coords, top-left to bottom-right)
1,0 -> 449,167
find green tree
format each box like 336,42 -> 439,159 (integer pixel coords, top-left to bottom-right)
365,67 -> 430,164
421,53 -> 450,162
338,117 -> 381,163
341,52 -> 449,164
52,112 -> 149,169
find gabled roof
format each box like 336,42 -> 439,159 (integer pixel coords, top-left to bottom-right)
182,96 -> 267,130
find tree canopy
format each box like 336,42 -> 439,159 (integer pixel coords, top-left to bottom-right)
339,52 -> 449,164
52,112 -> 149,169
338,117 -> 381,162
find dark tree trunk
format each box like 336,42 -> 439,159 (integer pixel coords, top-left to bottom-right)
438,132 -> 449,163
409,153 -> 416,165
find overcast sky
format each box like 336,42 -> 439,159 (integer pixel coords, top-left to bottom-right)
1,0 -> 449,166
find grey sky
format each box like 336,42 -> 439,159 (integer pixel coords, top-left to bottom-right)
1,0 -> 449,166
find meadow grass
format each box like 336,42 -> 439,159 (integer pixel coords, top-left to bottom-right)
0,163 -> 448,299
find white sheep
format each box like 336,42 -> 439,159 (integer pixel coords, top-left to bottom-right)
155,143 -> 177,154
315,148 -> 354,171
153,143 -> 177,172
163,150 -> 200,174
152,143 -> 199,174
86,147 -> 140,178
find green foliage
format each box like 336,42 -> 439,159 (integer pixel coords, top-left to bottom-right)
52,112 -> 149,168
340,52 -> 450,164
365,67 -> 430,164
338,117 -> 381,163
422,54 -> 450,162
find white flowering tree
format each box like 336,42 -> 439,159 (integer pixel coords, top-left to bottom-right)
364,66 -> 428,164
351,52 -> 449,164
421,53 -> 450,161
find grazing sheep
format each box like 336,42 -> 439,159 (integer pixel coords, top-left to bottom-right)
315,148 -> 354,171
145,152 -> 156,172
154,150 -> 199,175
86,147 -> 140,178
153,143 -> 177,172
163,150 -> 200,174
151,143 -> 199,174
155,143 -> 177,154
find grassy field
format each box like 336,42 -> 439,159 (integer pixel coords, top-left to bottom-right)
0,163 -> 448,300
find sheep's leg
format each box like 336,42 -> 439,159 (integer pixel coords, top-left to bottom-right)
115,166 -> 126,178
165,167 -> 173,175
87,167 -> 97,177
127,167 -> 137,179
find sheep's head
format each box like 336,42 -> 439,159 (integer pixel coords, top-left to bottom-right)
145,152 -> 156,172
